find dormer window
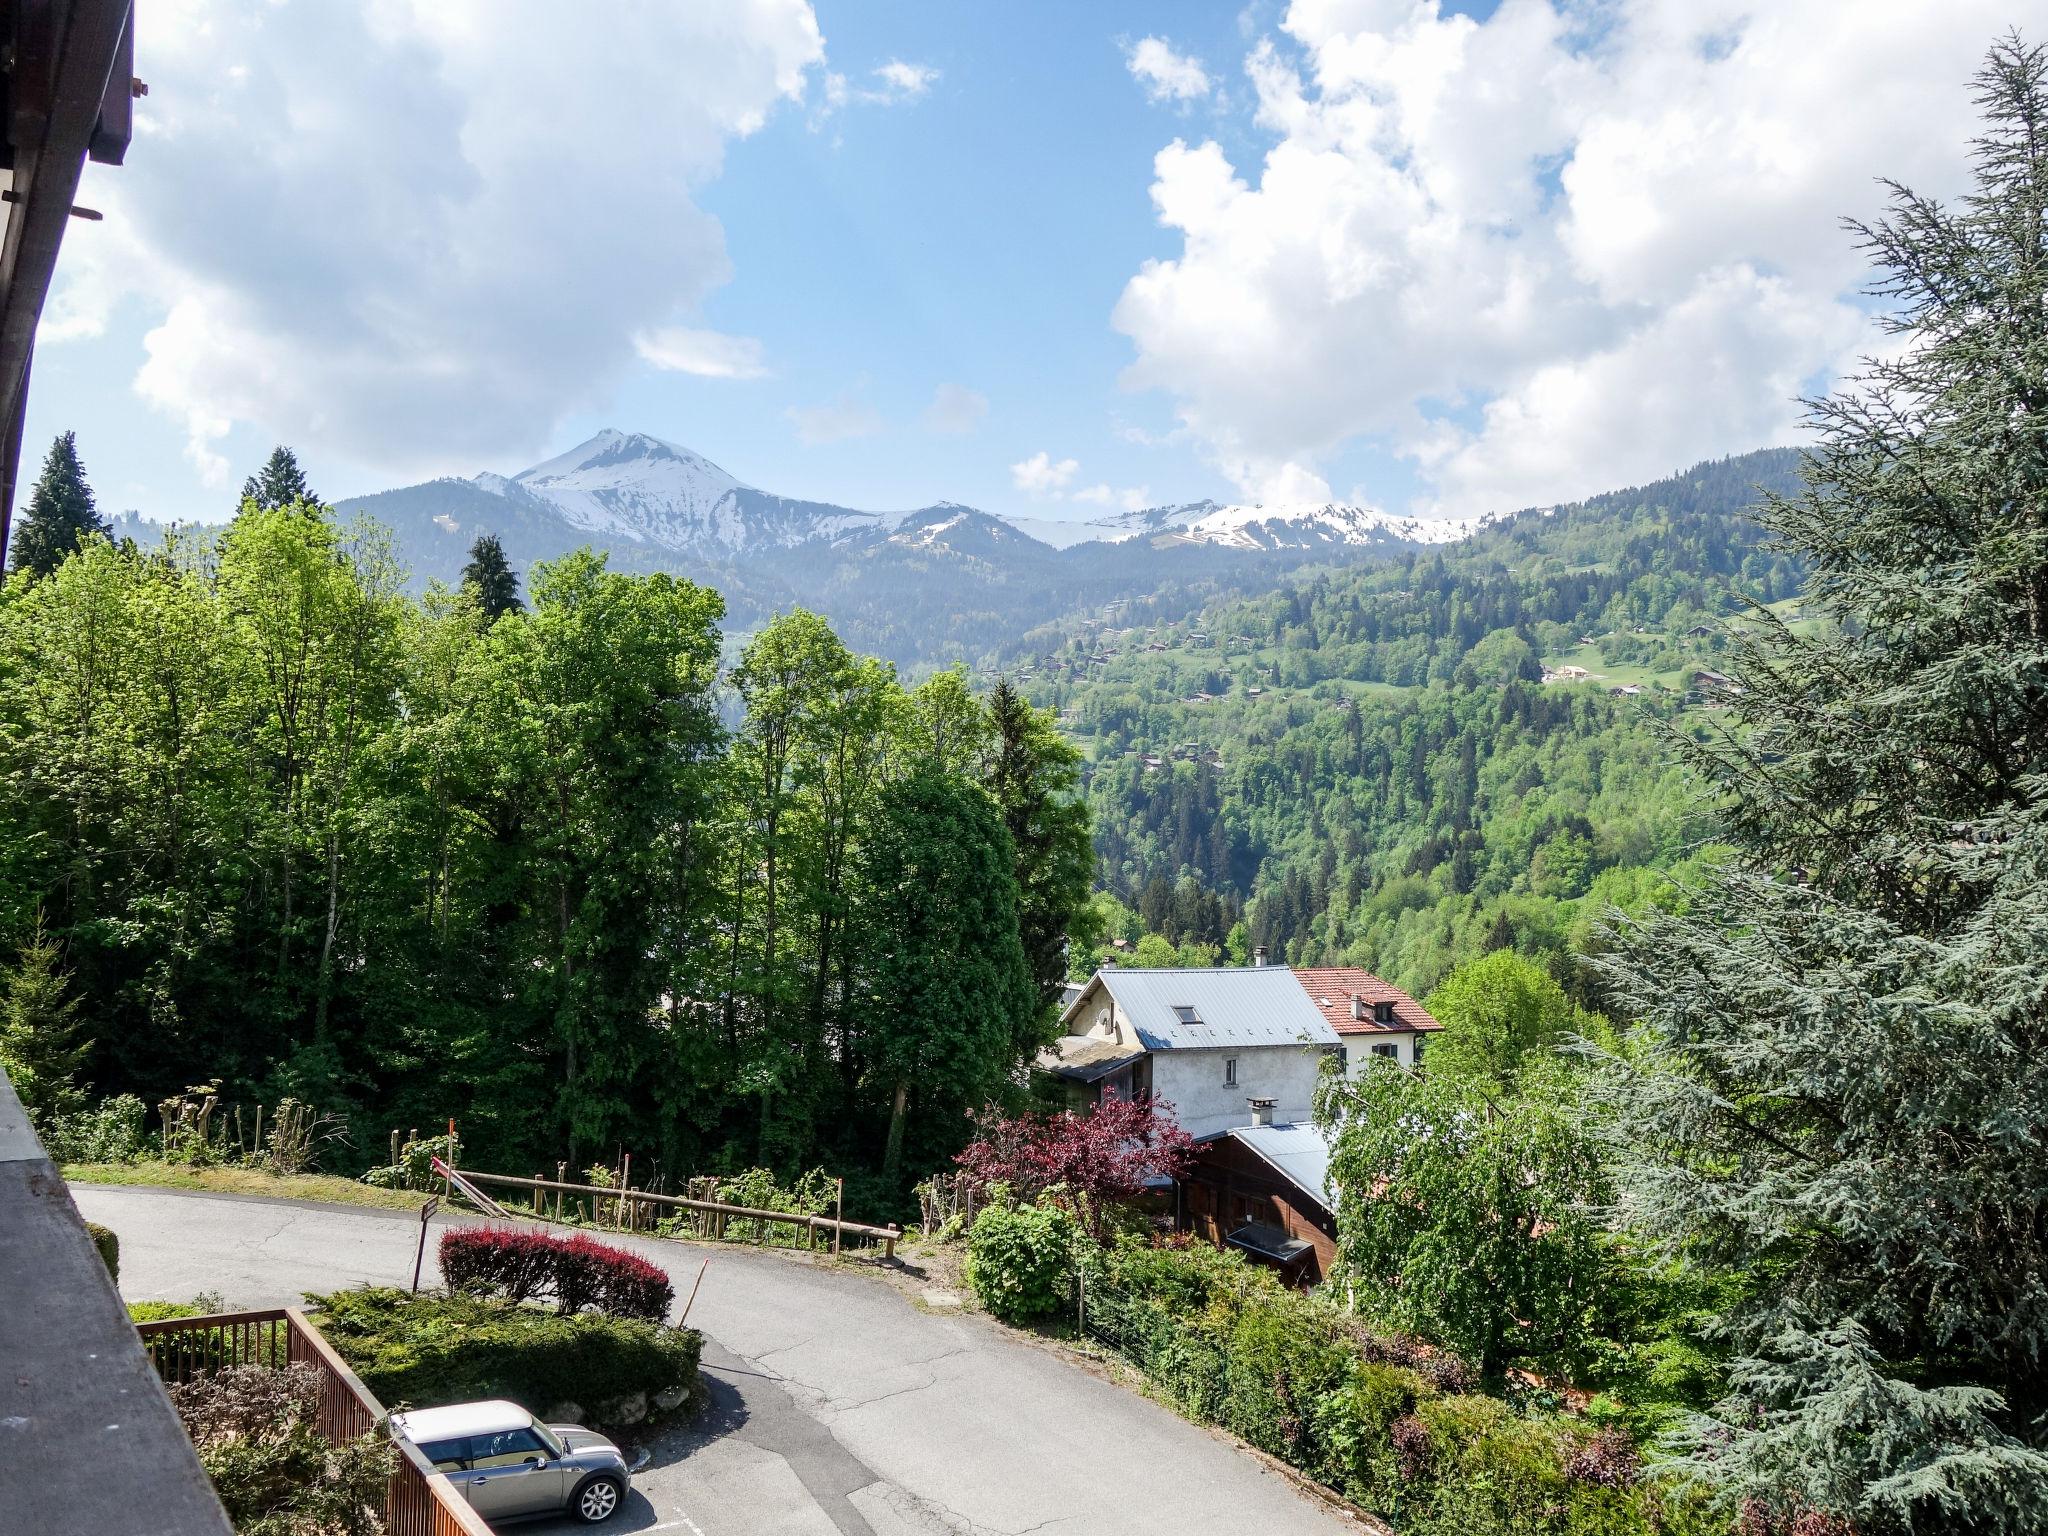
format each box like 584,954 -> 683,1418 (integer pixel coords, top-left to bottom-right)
1373,999 -> 1396,1026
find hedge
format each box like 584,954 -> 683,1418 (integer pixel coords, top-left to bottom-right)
440,1225 -> 674,1322
1077,1240 -> 1727,1536
309,1286 -> 700,1430
964,1201 -> 1080,1324
85,1220 -> 118,1280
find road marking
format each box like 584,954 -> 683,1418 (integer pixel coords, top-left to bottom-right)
643,1513 -> 708,1536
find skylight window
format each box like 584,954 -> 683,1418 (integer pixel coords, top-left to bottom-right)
1172,1004 -> 1200,1024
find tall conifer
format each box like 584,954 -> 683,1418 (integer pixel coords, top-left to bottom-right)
239,445 -> 323,515
460,533 -> 523,621
1592,37 -> 2048,1533
9,431 -> 107,579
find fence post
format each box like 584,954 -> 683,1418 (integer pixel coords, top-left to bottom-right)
833,1178 -> 844,1258
391,1128 -> 402,1168
555,1163 -> 566,1220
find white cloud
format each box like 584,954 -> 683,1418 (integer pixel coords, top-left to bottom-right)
633,327 -> 771,380
1073,482 -> 1154,511
1114,0 -> 2017,519
788,391 -> 883,445
873,60 -> 938,100
1127,36 -> 1212,102
922,382 -> 988,435
46,0 -> 824,485
1011,450 -> 1080,497
818,57 -> 938,119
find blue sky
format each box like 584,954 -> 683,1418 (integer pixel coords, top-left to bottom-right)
27,0 -> 2026,526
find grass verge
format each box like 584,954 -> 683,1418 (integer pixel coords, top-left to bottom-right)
62,1159 -> 433,1212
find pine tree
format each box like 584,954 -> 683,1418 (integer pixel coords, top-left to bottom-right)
0,915 -> 91,1129
1590,37 -> 2048,1534
239,445 -> 323,515
9,431 -> 107,579
460,533 -> 523,621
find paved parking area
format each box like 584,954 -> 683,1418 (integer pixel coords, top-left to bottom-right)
76,1184 -> 1357,1536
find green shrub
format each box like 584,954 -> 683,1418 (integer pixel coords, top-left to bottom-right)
85,1220 -> 118,1280
308,1286 -> 701,1430
47,1093 -> 150,1163
1070,1238 -> 1727,1536
965,1201 -> 1079,1324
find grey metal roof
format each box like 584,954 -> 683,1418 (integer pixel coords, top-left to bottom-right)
1074,966 -> 1339,1051
1217,1121 -> 1337,1211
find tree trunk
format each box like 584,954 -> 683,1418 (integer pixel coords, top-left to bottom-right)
882,1078 -> 909,1185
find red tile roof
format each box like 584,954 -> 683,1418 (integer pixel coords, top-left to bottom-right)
1291,967 -> 1441,1036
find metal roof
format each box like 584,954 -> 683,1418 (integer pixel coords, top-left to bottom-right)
390,1400 -> 534,1443
1069,966 -> 1339,1052
1213,1121 -> 1338,1212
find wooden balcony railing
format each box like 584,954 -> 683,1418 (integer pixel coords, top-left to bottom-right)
137,1307 -> 493,1536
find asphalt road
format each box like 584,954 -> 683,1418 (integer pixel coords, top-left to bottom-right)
75,1185 -> 1356,1536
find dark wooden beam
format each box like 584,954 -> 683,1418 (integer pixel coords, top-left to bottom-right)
0,0 -> 134,576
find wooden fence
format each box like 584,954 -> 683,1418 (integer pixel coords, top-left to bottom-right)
137,1308 -> 492,1536
447,1167 -> 903,1259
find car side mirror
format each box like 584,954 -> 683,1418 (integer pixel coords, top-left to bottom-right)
524,1455 -> 547,1469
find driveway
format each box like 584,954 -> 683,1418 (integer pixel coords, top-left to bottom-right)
74,1185 -> 1357,1536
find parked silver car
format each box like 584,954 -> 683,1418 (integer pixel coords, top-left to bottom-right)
389,1399 -> 647,1525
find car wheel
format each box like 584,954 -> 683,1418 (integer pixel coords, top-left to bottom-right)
570,1474 -> 624,1524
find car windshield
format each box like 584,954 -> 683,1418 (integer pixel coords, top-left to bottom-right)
532,1421 -> 566,1458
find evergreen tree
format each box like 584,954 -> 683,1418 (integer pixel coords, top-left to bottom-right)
0,914 -> 91,1129
460,533 -> 523,621
984,678 -> 1098,1016
239,445 -> 323,515
1590,38 -> 2048,1533
9,431 -> 107,579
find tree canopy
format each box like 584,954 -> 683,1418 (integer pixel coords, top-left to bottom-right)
239,445 -> 323,515
460,533 -> 522,621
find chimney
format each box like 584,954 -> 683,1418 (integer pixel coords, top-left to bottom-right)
1252,945 -> 1268,967
1350,995 -> 1366,1022
1247,1096 -> 1278,1128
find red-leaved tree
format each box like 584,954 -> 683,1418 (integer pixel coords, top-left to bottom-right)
956,1096 -> 1197,1237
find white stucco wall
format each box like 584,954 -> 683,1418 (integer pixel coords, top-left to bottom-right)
1341,1031 -> 1423,1077
1150,1044 -> 1333,1138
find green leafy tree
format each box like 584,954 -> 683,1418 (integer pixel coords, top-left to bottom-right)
1589,38 -> 2048,1532
0,913 -> 91,1127
858,772 -> 1033,1187
1423,948 -> 1588,1090
459,533 -> 523,622
239,445 -> 323,515
9,431 -> 107,579
1315,1058 -> 1609,1383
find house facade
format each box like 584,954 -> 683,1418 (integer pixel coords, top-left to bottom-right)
1178,1112 -> 1339,1286
1293,966 -> 1441,1075
1041,964 -> 1340,1138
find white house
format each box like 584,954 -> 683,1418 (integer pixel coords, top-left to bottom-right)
1039,964 -> 1341,1138
1292,966 -> 1441,1075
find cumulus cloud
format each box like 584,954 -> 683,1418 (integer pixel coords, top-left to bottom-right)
1011,450 -> 1080,497
788,390 -> 883,445
47,0 -> 824,484
634,327 -> 771,380
922,382 -> 988,435
1113,0 -> 2014,518
1127,37 -> 1211,102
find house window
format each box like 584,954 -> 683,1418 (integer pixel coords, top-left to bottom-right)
1373,999 -> 1396,1025
1371,1043 -> 1397,1060
1173,1004 -> 1201,1025
1224,1057 -> 1238,1086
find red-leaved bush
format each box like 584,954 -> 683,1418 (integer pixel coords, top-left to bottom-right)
441,1227 -> 674,1322
955,1095 -> 1197,1236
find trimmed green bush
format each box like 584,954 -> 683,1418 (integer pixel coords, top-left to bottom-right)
308,1286 -> 700,1430
1077,1239 -> 1727,1536
85,1220 -> 118,1280
965,1200 -> 1079,1324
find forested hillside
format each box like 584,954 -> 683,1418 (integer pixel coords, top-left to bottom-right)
1028,448 -> 1810,996
0,509 -> 1090,1207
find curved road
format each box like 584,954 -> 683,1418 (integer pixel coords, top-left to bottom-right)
75,1185 -> 1355,1536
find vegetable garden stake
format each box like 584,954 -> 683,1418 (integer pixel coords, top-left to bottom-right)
679,1258 -> 709,1326
412,1195 -> 441,1293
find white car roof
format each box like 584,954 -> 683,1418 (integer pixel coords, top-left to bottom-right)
390,1399 -> 532,1442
